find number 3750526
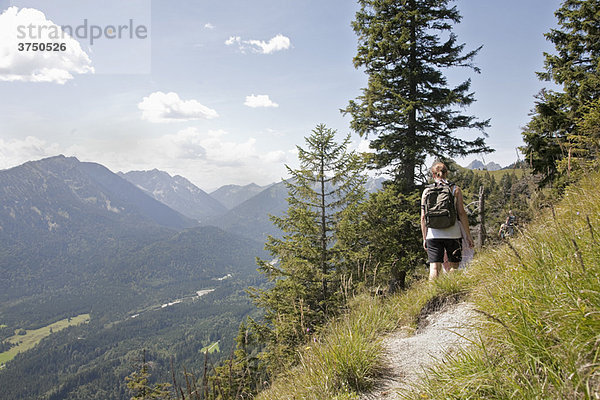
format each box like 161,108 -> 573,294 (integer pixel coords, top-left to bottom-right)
18,42 -> 67,51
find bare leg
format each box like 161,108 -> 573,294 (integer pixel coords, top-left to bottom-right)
429,262 -> 443,281
446,262 -> 459,273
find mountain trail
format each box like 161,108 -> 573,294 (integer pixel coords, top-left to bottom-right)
362,300 -> 480,399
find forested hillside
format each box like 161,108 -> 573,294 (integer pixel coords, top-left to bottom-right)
0,157 -> 268,399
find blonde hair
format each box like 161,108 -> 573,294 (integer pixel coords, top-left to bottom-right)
431,162 -> 448,179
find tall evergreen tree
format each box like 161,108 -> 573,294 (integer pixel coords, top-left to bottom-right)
251,124 -> 366,374
523,0 -> 600,183
345,0 -> 491,192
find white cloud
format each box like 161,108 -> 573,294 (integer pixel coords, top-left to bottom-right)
0,129 -> 291,190
244,94 -> 279,108
66,128 -> 290,188
356,139 -> 375,153
204,23 -> 215,30
264,150 -> 286,163
247,34 -> 291,54
0,136 -> 61,169
138,92 -> 219,123
225,34 -> 291,54
0,7 -> 94,84
225,36 -> 241,46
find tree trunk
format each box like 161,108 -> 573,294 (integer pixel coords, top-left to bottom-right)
477,185 -> 486,248
388,267 -> 406,295
401,0 -> 418,194
320,155 -> 328,306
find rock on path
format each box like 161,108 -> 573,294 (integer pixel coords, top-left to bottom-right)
362,301 -> 479,399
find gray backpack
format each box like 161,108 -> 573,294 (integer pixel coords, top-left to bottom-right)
423,182 -> 457,229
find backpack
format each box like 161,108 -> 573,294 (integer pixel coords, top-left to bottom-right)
423,182 -> 457,229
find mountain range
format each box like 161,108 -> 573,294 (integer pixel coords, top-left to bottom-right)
0,155 -> 270,399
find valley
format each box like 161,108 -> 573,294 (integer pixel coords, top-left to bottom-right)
0,156 -> 270,399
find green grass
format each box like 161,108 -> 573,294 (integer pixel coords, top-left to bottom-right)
256,171 -> 600,399
0,324 -> 7,329
201,341 -> 220,354
0,314 -> 90,366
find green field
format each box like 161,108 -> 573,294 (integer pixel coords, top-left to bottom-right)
0,314 -> 90,366
200,341 -> 220,354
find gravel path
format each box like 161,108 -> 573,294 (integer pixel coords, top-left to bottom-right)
362,301 -> 479,399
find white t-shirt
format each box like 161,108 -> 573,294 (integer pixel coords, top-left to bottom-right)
422,180 -> 462,239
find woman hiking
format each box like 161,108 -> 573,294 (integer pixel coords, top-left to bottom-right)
420,162 -> 474,280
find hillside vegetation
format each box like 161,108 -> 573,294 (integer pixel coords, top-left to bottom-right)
256,172 -> 600,399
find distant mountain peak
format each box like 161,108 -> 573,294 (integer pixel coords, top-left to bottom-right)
0,157 -> 197,240
209,183 -> 270,210
120,169 -> 226,221
465,160 -> 503,171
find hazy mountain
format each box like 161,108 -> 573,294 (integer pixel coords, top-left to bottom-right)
0,156 -> 262,309
210,183 -> 269,209
465,160 -> 503,171
207,177 -> 387,241
119,169 -> 227,222
206,181 -> 288,240
0,156 -> 196,244
365,176 -> 386,193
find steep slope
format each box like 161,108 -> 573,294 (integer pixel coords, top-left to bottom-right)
210,183 -> 268,209
119,169 -> 227,221
257,172 -> 600,400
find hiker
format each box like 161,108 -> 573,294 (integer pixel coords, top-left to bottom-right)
498,223 -> 508,239
505,210 -> 516,236
421,162 -> 474,281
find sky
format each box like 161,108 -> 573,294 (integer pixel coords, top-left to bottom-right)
0,0 -> 563,191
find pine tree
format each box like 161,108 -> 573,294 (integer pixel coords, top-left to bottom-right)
337,183 -> 422,292
125,351 -> 173,400
344,0 -> 491,192
523,0 -> 600,183
251,124 -> 366,374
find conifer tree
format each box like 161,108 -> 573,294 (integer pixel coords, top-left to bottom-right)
345,0 -> 491,192
251,124 -> 366,373
125,351 -> 172,400
523,0 -> 600,183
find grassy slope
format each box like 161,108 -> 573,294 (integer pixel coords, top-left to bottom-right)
0,314 -> 90,366
472,167 -> 527,179
257,172 -> 599,399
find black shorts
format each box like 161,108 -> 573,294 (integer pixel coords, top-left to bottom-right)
426,238 -> 462,263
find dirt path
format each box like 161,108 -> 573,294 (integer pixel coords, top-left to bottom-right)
362,301 -> 479,399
